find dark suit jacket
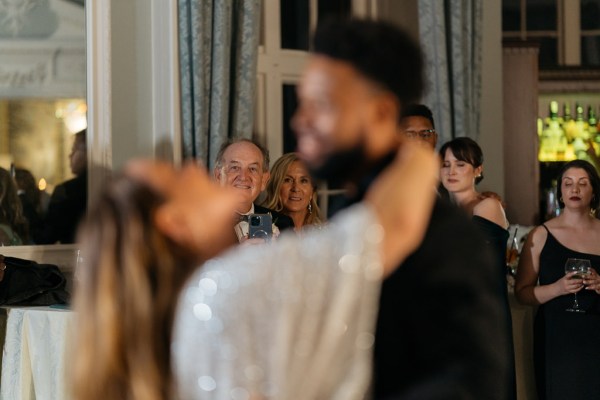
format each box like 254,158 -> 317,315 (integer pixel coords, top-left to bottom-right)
34,172 -> 87,244
254,204 -> 294,232
335,154 -> 510,400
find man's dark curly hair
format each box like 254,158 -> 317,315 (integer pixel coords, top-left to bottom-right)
313,19 -> 424,106
402,104 -> 435,127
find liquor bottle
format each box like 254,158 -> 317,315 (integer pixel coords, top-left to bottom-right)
572,103 -> 588,160
590,106 -> 599,151
539,101 -> 567,161
545,179 -> 561,220
562,102 -> 571,125
575,103 -> 588,137
563,101 -> 576,142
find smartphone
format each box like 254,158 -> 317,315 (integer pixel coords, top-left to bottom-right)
248,213 -> 273,240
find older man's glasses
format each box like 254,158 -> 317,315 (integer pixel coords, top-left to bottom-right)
404,129 -> 436,139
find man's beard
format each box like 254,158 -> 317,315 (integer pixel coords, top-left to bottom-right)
307,140 -> 368,187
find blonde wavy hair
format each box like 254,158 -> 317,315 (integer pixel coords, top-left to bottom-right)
262,153 -> 322,227
71,175 -> 196,400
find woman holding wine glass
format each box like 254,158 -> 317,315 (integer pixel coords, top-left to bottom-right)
516,159 -> 600,400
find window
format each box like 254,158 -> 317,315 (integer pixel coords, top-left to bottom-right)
256,0 -> 372,216
502,0 -> 600,67
581,0 -> 600,66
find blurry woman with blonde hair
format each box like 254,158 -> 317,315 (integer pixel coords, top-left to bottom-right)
71,138 -> 438,400
263,153 -> 323,231
71,174 -> 202,400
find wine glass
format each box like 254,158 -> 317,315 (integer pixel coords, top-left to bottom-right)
564,258 -> 591,313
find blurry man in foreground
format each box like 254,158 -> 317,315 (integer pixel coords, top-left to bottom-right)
292,19 -> 510,399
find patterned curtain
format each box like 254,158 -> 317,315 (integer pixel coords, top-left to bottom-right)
178,0 -> 261,168
417,0 -> 482,145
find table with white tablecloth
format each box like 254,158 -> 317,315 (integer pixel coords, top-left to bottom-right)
0,306 -> 73,400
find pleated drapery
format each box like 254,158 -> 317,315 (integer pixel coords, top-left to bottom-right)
418,0 -> 483,145
178,0 -> 261,168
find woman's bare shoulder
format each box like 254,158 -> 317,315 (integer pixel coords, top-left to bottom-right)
473,197 -> 508,228
528,224 -> 548,241
474,196 -> 502,208
584,218 -> 600,240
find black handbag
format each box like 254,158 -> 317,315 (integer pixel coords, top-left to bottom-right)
0,255 -> 70,306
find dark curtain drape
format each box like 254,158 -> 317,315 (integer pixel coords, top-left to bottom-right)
179,0 -> 261,168
418,0 -> 483,144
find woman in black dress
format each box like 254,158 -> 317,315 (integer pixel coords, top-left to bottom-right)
440,137 -> 516,400
516,159 -> 600,400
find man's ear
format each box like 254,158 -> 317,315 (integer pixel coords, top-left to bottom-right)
154,205 -> 190,246
260,171 -> 270,191
213,166 -> 221,182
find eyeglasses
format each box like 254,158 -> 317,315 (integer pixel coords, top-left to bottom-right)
404,129 -> 436,139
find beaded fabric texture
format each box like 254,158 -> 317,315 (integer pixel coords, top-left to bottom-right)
173,204 -> 384,400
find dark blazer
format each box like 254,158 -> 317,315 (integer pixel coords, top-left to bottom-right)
336,154 -> 510,400
254,204 -> 294,232
34,172 -> 87,244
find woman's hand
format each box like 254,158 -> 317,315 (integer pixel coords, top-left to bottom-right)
558,271 -> 584,295
584,268 -> 600,294
239,237 -> 268,246
126,160 -> 241,262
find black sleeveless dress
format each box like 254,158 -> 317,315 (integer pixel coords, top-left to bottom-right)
472,216 -> 516,400
535,225 -> 600,400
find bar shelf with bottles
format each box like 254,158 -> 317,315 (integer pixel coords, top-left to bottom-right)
538,101 -> 599,163
538,101 -> 599,221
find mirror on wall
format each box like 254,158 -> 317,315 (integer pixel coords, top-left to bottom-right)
0,0 -> 85,245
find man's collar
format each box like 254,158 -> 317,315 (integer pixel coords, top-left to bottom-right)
236,204 -> 255,218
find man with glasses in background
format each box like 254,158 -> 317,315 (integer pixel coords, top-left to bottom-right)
400,104 -> 438,149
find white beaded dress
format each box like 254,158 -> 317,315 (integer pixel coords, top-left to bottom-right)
173,204 -> 383,400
